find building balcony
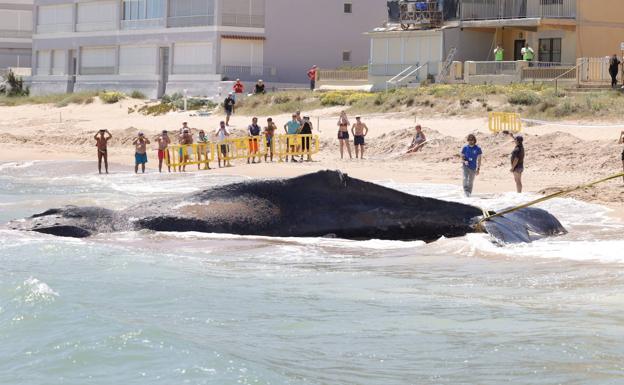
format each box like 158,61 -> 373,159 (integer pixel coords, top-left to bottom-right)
121,18 -> 165,30
221,13 -> 264,28
167,14 -> 215,28
460,0 -> 576,22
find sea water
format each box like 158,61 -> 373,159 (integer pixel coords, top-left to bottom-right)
1,161 -> 623,385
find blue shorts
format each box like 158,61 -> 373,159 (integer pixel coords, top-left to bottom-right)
135,152 -> 148,164
354,135 -> 365,146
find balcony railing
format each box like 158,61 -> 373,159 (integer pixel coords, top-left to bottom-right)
221,13 -> 264,28
471,61 -> 519,75
0,30 -> 32,39
461,0 -> 576,21
173,64 -> 214,75
220,65 -> 276,82
121,18 -> 165,30
167,14 -> 214,28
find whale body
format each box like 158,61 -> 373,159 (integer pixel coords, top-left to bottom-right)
7,170 -> 567,243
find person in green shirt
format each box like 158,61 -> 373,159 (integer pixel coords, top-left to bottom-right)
521,43 -> 535,65
494,45 -> 504,61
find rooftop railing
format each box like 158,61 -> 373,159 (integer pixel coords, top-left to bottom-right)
461,0 -> 576,21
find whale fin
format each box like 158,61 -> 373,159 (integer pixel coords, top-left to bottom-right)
482,207 -> 567,244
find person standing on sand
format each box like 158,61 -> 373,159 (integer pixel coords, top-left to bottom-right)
155,130 -> 171,173
337,111 -> 352,160
215,121 -> 231,168
609,54 -> 621,89
197,129 -> 211,170
133,132 -> 150,174
300,116 -> 313,162
284,114 -> 302,162
460,134 -> 482,197
510,134 -> 525,193
406,125 -> 427,153
94,129 -> 112,174
247,117 -> 262,164
224,92 -> 235,126
619,131 -> 624,182
307,65 -> 317,90
351,116 -> 369,159
263,118 -> 277,162
178,128 -> 193,172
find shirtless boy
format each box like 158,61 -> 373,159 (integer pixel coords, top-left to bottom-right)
155,130 -> 171,173
351,116 -> 369,159
133,132 -> 150,174
94,129 -> 112,174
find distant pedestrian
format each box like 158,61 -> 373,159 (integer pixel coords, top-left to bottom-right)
94,129 -> 112,174
247,117 -> 262,164
337,111 -> 352,159
264,117 -> 277,162
197,129 -> 211,170
609,54 -> 621,88
521,43 -> 534,65
406,125 -> 427,153
233,79 -> 244,98
494,45 -> 504,62
510,134 -> 525,193
178,128 -> 193,172
215,121 -> 231,168
307,65 -> 317,90
300,116 -> 313,162
155,130 -> 171,173
284,114 -> 301,162
351,116 -> 369,159
254,79 -> 265,95
619,131 -> 624,183
224,92 -> 235,126
460,134 -> 482,197
133,132 -> 150,174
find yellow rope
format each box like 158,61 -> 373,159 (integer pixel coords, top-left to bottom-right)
478,171 -> 624,226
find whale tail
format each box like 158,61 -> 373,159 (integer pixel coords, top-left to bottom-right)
480,207 -> 567,244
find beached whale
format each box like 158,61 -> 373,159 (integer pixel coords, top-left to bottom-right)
7,170 -> 566,243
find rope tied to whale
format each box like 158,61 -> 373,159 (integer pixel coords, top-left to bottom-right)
477,171 -> 624,230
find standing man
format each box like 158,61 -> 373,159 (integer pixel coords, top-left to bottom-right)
494,45 -> 504,61
510,134 -> 525,193
215,121 -> 231,168
299,116 -> 313,162
155,130 -> 171,173
460,134 -> 482,197
609,54 -> 621,89
133,132 -> 150,174
247,117 -> 262,164
521,43 -> 534,66
307,65 -> 317,90
94,129 -> 112,174
284,114 -> 302,162
263,117 -> 277,162
178,128 -> 193,172
351,116 -> 369,160
224,92 -> 235,126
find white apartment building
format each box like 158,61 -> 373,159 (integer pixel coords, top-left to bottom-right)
0,0 -> 33,70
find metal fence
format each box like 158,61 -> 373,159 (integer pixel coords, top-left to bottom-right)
461,0 -> 576,20
577,57 -> 621,84
521,65 -> 576,80
473,61 -> 519,75
220,65 -> 277,82
167,15 -> 214,27
221,13 -> 264,28
317,70 -> 368,82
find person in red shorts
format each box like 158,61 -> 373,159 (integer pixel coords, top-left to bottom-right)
155,130 -> 171,173
247,117 -> 262,164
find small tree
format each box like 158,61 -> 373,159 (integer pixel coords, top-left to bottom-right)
0,70 -> 29,97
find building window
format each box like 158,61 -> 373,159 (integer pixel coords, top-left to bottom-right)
538,38 -> 561,63
168,0 -> 215,27
342,51 -> 351,62
344,3 -> 352,13
80,47 -> 117,75
123,0 -> 165,20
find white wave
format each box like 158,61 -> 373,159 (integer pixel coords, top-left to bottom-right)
16,277 -> 59,303
0,161 -> 37,172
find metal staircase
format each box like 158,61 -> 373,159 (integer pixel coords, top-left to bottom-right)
437,47 -> 457,84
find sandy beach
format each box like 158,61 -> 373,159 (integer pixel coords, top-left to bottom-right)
1,98 -> 623,216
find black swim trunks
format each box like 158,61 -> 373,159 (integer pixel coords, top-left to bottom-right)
338,131 -> 349,140
621,149 -> 624,161
354,135 -> 365,146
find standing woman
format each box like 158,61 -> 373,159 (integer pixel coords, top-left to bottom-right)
510,135 -> 525,193
337,111 -> 353,159
609,54 -> 621,89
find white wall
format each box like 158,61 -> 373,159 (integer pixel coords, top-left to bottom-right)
173,42 -> 213,74
119,45 -> 158,74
